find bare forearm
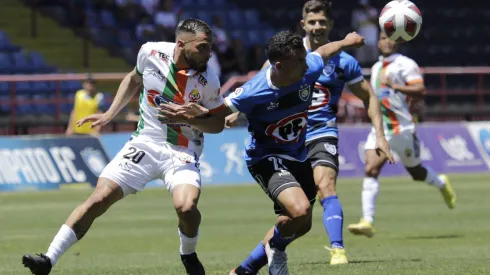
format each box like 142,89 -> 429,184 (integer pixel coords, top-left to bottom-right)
315,40 -> 350,61
105,70 -> 142,119
188,116 -> 225,133
365,95 -> 385,138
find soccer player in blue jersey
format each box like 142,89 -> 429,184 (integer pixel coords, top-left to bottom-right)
225,1 -> 393,273
160,30 -> 368,274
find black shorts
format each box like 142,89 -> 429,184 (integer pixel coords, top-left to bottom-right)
306,137 -> 339,172
248,157 -> 317,214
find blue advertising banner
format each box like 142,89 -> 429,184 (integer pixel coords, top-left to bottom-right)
0,136 -> 110,191
1,122 -> 488,192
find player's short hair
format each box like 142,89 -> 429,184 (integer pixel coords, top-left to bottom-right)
266,31 -> 304,62
176,18 -> 212,37
302,0 -> 333,19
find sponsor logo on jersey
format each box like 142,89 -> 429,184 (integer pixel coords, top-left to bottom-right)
265,112 -> 308,143
267,102 -> 279,110
150,70 -> 164,80
309,83 -> 331,111
198,75 -> 208,86
231,87 -> 243,98
80,147 -> 107,176
323,62 -> 335,76
189,89 -> 201,102
299,84 -> 311,101
151,50 -> 170,61
147,90 -> 175,107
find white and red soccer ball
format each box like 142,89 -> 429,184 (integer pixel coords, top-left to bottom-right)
379,0 -> 422,42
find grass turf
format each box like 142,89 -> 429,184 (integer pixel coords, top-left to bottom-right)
1,173 -> 490,274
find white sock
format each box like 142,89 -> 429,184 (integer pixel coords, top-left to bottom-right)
178,228 -> 199,255
424,166 -> 446,188
362,177 -> 380,224
45,224 -> 78,265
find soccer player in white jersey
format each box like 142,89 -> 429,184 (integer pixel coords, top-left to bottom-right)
22,19 -> 225,275
347,31 -> 457,238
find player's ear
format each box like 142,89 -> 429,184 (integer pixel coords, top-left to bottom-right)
329,20 -> 335,29
176,39 -> 185,49
300,19 -> 306,31
274,61 -> 282,71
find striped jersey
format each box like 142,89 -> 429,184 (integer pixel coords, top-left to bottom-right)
370,53 -> 423,136
134,42 -> 224,156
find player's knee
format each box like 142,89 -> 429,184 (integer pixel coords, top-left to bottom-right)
288,202 -> 311,223
365,163 -> 381,178
174,199 -> 199,219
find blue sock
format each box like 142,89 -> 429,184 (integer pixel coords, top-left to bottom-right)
239,242 -> 267,273
321,195 -> 344,248
269,226 -> 294,251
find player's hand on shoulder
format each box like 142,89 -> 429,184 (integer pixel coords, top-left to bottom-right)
343,32 -> 365,48
76,113 -> 111,129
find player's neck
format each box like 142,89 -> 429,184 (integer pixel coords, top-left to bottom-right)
306,36 -> 327,51
173,46 -> 190,70
270,68 -> 293,88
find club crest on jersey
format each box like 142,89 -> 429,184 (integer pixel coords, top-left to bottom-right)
265,112 -> 308,143
80,147 -> 108,176
189,89 -> 201,102
299,84 -> 311,101
323,62 -> 336,76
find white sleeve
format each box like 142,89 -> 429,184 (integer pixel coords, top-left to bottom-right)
201,72 -> 225,113
136,42 -> 153,75
402,59 -> 424,84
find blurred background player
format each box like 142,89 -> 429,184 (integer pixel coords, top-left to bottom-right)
65,78 -> 103,136
347,31 -> 457,238
229,1 -> 392,272
22,18 -> 225,275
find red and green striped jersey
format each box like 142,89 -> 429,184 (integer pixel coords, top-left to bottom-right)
133,42 -> 224,156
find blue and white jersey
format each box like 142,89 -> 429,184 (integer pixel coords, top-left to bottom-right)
225,53 -> 324,165
304,38 -> 364,141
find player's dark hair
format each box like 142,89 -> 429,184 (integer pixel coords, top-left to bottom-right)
176,18 -> 212,37
266,31 -> 304,62
302,0 -> 333,20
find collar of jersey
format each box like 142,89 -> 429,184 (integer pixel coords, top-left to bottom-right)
379,53 -> 401,63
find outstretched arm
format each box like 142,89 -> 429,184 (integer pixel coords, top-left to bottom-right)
314,32 -> 365,62
349,79 -> 395,163
77,68 -> 142,128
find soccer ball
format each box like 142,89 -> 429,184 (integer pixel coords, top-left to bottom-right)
379,0 -> 422,42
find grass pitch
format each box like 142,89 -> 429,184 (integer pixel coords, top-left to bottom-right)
1,173 -> 490,275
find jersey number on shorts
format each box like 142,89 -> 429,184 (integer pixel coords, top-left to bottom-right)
123,147 -> 146,164
268,157 -> 287,171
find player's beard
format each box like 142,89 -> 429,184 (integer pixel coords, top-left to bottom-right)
184,51 -> 207,73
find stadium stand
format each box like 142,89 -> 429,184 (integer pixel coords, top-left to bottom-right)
1,0 -> 490,135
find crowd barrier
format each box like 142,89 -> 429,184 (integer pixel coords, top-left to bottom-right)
1,122 -> 490,192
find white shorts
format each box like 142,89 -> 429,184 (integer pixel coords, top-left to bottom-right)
100,135 -> 201,196
364,130 -> 421,168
